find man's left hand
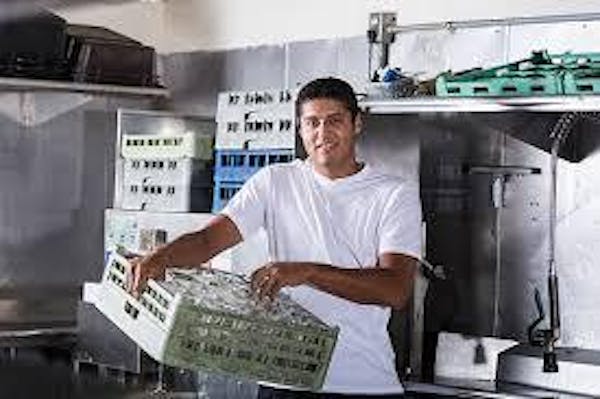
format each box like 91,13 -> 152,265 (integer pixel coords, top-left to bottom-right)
250,262 -> 314,303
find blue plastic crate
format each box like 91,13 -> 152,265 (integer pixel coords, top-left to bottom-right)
212,180 -> 245,213
214,149 -> 294,182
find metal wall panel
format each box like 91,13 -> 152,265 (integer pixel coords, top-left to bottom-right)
338,37 -> 370,94
0,93 -> 152,328
159,51 -> 224,117
220,45 -> 286,91
287,39 -> 340,89
160,45 -> 286,116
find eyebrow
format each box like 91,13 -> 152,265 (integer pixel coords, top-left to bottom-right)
301,111 -> 347,119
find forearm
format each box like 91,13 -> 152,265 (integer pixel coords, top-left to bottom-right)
155,215 -> 242,269
303,260 -> 416,310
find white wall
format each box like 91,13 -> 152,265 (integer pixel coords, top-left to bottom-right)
164,0 -> 600,52
54,0 -> 600,53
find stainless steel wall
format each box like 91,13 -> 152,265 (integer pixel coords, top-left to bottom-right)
0,93 -> 154,328
159,18 -> 600,356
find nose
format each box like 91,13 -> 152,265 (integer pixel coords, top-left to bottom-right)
314,120 -> 333,141
313,126 -> 331,146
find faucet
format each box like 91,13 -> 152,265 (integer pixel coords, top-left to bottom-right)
527,111 -> 596,373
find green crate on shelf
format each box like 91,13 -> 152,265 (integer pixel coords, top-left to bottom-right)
549,52 -> 600,68
436,71 -> 563,97
563,69 -> 600,95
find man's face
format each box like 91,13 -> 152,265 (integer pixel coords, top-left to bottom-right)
298,98 -> 361,169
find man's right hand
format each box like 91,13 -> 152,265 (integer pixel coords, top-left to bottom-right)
124,215 -> 243,297
127,249 -> 169,297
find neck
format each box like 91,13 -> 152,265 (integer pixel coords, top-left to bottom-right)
311,159 -> 362,179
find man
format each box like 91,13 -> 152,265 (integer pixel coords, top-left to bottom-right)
130,77 -> 422,398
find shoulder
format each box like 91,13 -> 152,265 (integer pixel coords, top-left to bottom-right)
260,159 -> 306,180
242,159 -> 305,193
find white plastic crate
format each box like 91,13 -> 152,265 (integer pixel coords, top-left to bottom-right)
121,158 -> 211,188
121,132 -> 214,160
92,253 -> 179,361
215,89 -> 296,150
119,182 -> 210,212
91,253 -> 338,390
117,158 -> 212,212
216,89 -> 294,119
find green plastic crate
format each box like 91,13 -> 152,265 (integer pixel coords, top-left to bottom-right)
161,270 -> 338,390
436,71 -> 563,97
563,69 -> 600,95
436,50 -> 600,97
549,52 -> 600,68
95,253 -> 338,390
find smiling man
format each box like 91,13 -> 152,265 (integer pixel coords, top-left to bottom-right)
130,77 -> 422,398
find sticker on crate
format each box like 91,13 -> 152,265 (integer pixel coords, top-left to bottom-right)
92,253 -> 338,390
122,132 -> 214,160
216,89 -> 296,150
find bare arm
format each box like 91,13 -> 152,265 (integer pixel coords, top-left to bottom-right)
130,214 -> 242,294
251,253 -> 417,310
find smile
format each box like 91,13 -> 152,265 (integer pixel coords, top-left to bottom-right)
316,143 -> 336,151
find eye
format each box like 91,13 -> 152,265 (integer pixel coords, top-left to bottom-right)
326,115 -> 344,127
301,117 -> 319,130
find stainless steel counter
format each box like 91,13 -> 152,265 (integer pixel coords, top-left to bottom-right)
407,378 -> 594,398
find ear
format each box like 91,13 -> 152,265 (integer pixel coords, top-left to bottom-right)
353,112 -> 363,135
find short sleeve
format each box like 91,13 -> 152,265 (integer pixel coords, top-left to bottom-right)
378,182 -> 422,260
220,167 -> 271,240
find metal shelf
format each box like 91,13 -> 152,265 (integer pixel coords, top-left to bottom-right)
361,95 -> 600,114
0,76 -> 169,97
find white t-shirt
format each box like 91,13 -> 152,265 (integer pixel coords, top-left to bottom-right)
221,159 -> 422,394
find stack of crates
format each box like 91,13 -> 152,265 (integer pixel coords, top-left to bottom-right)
116,111 -> 216,212
212,89 -> 296,212
436,50 -> 600,97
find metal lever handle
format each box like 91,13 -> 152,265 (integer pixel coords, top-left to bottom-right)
528,288 -> 546,346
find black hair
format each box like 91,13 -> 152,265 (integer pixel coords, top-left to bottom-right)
295,77 -> 360,121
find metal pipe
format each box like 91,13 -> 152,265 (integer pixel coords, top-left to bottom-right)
492,203 -> 502,336
549,140 -> 559,278
388,12 -> 600,34
540,113 -> 575,372
492,133 -> 507,336
379,40 -> 390,71
548,137 -> 561,342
